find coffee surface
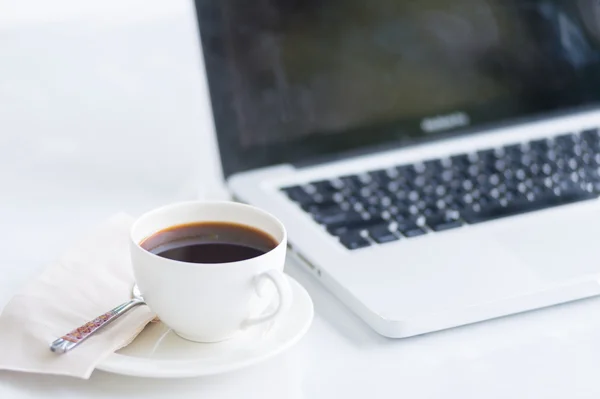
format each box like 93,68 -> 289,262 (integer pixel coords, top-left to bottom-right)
140,222 -> 278,263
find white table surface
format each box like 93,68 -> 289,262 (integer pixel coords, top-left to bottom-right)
3,1 -> 600,398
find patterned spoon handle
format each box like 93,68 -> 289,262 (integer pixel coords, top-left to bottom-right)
50,299 -> 144,354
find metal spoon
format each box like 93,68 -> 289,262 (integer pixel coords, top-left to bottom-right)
50,285 -> 145,354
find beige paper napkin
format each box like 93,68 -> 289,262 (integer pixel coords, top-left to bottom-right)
0,214 -> 155,379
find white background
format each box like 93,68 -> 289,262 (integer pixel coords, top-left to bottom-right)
4,1 -> 600,398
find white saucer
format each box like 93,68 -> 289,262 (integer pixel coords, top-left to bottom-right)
96,275 -> 313,378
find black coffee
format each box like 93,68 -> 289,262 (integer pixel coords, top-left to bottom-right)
140,222 -> 278,264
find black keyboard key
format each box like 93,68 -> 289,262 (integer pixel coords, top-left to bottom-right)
439,168 -> 456,183
339,175 -> 362,191
369,169 -> 392,185
466,163 -> 481,177
386,180 -> 410,194
303,201 -> 340,214
403,164 -> 423,179
421,194 -> 437,208
401,226 -> 427,238
358,185 -> 375,199
282,186 -> 314,207
422,207 -> 437,217
363,203 -> 386,220
308,180 -> 337,194
346,195 -> 364,206
327,225 -> 350,236
429,219 -> 463,232
423,159 -> 444,176
585,165 -> 600,179
355,173 -> 373,185
394,215 -> 427,237
309,192 -> 337,206
554,133 -> 576,147
424,159 -> 443,169
368,224 -> 399,244
530,138 -> 551,152
282,184 -> 337,211
395,164 -> 414,178
477,148 -> 497,163
504,143 -> 523,157
451,153 -> 470,167
527,161 -> 542,176
581,128 -> 600,144
426,210 -> 463,232
338,230 -> 370,250
413,174 -> 427,188
323,213 -> 383,236
313,209 -> 362,227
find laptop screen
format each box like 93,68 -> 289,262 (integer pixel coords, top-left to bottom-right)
195,0 -> 600,177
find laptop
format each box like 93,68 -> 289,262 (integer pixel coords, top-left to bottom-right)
194,0 -> 600,337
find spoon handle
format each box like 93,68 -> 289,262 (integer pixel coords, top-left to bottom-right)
50,299 -> 144,354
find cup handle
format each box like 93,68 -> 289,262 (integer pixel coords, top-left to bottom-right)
243,270 -> 293,328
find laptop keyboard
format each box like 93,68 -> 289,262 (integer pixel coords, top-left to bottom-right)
281,128 -> 600,249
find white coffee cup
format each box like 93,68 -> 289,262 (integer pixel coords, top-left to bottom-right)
130,201 -> 292,342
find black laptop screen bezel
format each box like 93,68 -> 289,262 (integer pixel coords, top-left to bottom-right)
194,0 -> 600,178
